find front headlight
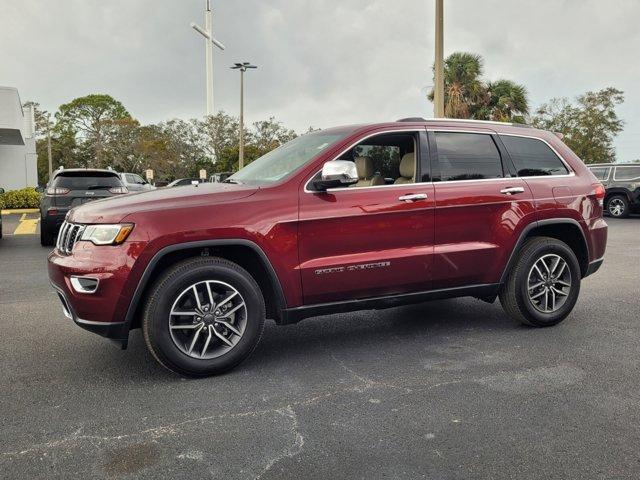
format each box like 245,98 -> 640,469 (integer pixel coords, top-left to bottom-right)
80,224 -> 134,245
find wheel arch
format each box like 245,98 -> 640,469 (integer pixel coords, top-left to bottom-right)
604,188 -> 632,202
500,219 -> 589,284
125,240 -> 287,332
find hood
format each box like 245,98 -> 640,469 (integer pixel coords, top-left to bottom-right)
68,182 -> 258,224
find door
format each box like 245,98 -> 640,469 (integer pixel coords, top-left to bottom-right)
298,130 -> 435,305
430,129 -> 536,289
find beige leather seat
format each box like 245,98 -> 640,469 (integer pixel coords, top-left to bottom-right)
351,156 -> 385,187
394,153 -> 415,184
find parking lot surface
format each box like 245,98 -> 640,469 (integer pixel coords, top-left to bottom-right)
0,218 -> 639,479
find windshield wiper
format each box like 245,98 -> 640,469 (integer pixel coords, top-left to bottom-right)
85,185 -> 111,190
223,179 -> 243,184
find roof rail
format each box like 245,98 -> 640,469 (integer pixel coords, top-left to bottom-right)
396,117 -> 533,128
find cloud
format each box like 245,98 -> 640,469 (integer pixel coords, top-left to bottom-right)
1,0 -> 638,161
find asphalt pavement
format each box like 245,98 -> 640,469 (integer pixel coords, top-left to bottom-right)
0,217 -> 639,479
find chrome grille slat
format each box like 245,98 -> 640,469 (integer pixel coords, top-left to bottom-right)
56,221 -> 84,255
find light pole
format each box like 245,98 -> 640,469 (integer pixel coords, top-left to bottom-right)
191,0 -> 226,116
433,0 -> 445,117
231,62 -> 257,170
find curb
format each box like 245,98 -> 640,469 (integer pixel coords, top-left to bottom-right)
1,208 -> 40,215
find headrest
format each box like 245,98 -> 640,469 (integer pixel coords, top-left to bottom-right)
399,153 -> 415,179
354,156 -> 374,179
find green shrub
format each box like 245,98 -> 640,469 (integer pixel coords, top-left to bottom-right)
0,188 -> 42,209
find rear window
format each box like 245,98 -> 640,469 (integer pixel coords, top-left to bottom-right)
434,132 -> 503,181
501,135 -> 569,177
52,172 -> 122,189
614,166 -> 640,181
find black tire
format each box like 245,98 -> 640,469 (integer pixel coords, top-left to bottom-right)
142,257 -> 266,377
499,237 -> 581,327
40,225 -> 55,246
606,194 -> 630,218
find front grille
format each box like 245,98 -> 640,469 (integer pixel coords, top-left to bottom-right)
56,221 -> 85,255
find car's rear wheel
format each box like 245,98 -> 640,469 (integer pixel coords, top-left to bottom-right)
606,195 -> 629,218
499,237 -> 581,327
40,225 -> 55,246
142,257 -> 265,377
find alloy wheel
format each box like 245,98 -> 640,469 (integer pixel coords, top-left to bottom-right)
608,198 -> 626,217
169,280 -> 247,359
527,254 -> 572,314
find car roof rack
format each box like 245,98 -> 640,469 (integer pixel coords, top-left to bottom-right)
396,117 -> 533,128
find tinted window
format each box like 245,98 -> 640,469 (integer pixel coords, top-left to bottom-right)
501,135 -> 568,176
52,172 -> 122,189
589,167 -> 610,180
125,174 -> 136,183
614,166 -> 640,181
435,132 -> 503,181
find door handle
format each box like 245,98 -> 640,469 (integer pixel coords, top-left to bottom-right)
500,187 -> 525,195
398,193 -> 428,202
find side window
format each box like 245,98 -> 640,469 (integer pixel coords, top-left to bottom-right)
589,167 -> 610,181
501,135 -> 569,177
133,174 -> 145,184
337,132 -> 418,187
125,174 -> 136,183
434,132 -> 503,181
613,166 -> 640,181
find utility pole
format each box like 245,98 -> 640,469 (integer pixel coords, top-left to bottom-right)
191,0 -> 226,116
231,62 -> 257,170
45,112 -> 53,179
434,0 -> 445,118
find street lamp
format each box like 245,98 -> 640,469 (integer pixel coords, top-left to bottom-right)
230,62 -> 257,170
433,0 -> 445,117
191,0 -> 226,116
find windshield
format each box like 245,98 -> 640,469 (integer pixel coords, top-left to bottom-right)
53,172 -> 122,189
227,130 -> 352,185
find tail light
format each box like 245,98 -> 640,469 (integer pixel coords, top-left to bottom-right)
46,187 -> 70,196
109,186 -> 128,194
593,183 -> 606,207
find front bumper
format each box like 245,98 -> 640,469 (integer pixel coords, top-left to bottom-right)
47,239 -> 144,348
51,282 -> 129,348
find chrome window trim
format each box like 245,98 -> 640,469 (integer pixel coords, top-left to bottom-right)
613,165 -> 640,181
303,128 -> 424,193
588,166 -> 611,181
497,132 -> 574,177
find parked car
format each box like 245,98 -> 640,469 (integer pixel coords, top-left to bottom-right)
587,163 -> 640,218
48,118 -> 608,376
0,187 -> 4,239
166,178 -> 207,188
210,172 -> 233,183
119,172 -> 155,192
39,168 -> 128,246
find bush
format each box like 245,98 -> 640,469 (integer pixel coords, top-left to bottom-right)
0,188 -> 42,209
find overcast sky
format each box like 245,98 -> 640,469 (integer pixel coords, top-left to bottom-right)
1,0 -> 639,162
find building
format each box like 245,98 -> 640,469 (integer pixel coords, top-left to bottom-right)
0,86 -> 38,191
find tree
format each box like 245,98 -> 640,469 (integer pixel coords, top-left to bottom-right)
197,112 -> 239,163
56,94 -> 131,164
251,117 -> 297,157
533,87 -> 624,164
428,52 -> 529,122
484,80 -> 528,123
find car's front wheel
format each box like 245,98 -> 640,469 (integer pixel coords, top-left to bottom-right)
40,225 -> 55,247
606,194 -> 630,218
142,257 -> 265,377
499,237 -> 581,327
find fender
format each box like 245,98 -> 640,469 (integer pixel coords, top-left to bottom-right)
499,218 -> 589,285
121,239 -> 287,343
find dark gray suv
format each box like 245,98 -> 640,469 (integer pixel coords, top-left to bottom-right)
39,169 -> 128,246
588,163 -> 640,218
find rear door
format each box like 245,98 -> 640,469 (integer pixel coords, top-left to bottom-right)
298,129 -> 435,305
430,129 -> 536,289
51,172 -> 121,209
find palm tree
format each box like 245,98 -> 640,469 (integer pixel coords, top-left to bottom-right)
486,80 -> 529,123
429,52 -> 487,118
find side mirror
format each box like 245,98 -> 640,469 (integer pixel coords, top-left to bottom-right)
34,186 -> 44,193
0,187 -> 5,194
313,160 -> 358,191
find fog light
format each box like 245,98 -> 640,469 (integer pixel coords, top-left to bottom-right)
70,276 -> 99,294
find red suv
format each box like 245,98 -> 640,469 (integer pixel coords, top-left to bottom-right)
48,118 -> 608,376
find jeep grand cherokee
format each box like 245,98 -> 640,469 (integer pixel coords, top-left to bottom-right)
47,118 -> 608,376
